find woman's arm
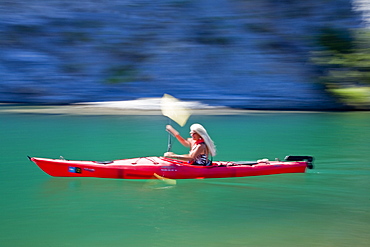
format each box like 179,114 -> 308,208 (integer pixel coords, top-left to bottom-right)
166,125 -> 191,147
188,144 -> 206,159
163,152 -> 192,161
164,144 -> 206,161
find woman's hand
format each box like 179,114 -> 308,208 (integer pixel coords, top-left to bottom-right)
164,152 -> 175,157
166,125 -> 179,136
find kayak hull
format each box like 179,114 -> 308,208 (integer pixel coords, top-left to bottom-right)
29,156 -> 313,179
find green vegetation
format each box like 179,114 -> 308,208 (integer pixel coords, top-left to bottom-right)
194,19 -> 234,45
105,65 -> 139,84
61,31 -> 91,44
328,86 -> 370,106
311,27 -> 370,109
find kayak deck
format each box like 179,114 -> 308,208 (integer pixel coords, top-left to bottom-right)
29,155 -> 313,179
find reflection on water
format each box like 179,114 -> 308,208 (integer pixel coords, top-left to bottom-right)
1,112 -> 370,246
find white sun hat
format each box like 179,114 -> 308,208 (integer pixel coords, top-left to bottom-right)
190,123 -> 216,157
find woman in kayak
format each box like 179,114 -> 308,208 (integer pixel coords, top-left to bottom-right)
164,123 -> 216,165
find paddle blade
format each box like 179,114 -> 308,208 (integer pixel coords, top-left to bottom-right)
154,173 -> 177,185
161,94 -> 191,127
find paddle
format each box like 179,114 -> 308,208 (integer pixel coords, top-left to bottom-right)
153,173 -> 177,185
161,94 -> 191,127
160,94 -> 191,152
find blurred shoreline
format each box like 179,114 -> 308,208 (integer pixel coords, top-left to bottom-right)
0,0 -> 357,111
0,98 -> 320,115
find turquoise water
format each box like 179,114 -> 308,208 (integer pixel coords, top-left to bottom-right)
1,112 -> 370,246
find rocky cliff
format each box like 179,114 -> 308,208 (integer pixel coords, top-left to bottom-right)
0,0 -> 361,110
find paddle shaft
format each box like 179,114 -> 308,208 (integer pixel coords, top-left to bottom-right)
167,130 -> 172,152
166,119 -> 172,152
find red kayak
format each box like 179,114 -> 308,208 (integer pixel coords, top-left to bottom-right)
28,155 -> 313,179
